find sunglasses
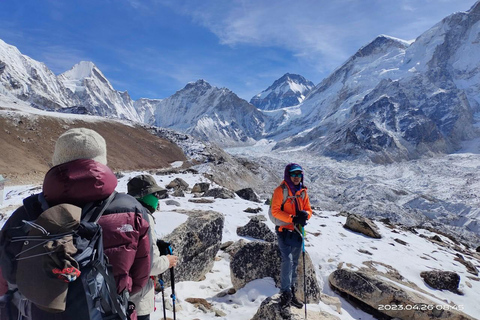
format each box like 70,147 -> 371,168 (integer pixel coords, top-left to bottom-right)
290,172 -> 303,177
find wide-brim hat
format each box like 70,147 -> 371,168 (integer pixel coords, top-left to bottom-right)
127,174 -> 166,198
16,204 -> 81,313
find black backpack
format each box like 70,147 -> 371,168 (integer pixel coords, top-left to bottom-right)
0,192 -> 129,320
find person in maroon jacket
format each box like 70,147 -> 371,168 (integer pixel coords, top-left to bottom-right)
0,128 -> 151,320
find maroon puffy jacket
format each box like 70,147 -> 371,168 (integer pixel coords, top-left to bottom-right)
2,159 -> 151,296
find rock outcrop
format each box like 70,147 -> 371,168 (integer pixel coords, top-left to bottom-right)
191,182 -> 210,193
420,271 -> 461,294
166,177 -> 189,190
343,213 -> 382,238
203,188 -> 236,199
236,218 -> 276,242
251,294 -> 341,320
163,210 -> 224,284
235,187 -> 261,203
230,241 -> 321,303
329,269 -> 473,320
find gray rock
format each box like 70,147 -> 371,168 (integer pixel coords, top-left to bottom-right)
172,188 -> 185,197
344,213 -> 382,239
165,200 -> 181,207
250,295 -> 288,320
251,294 -> 340,320
249,215 -> 267,222
220,241 -> 234,251
329,269 -> 473,320
192,182 -> 210,193
235,188 -> 261,203
420,271 -> 461,294
203,188 -> 236,199
230,241 -> 321,304
236,219 -> 276,242
163,210 -> 224,284
223,239 -> 247,257
244,207 -> 262,213
188,198 -> 215,204
453,256 -> 478,276
166,177 -> 189,190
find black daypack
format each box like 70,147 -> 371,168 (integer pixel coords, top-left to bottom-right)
0,192 -> 129,320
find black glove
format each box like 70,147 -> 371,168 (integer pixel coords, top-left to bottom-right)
297,210 -> 309,219
157,239 -> 173,255
292,214 -> 307,227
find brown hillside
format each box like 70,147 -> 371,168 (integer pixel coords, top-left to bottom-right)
0,113 -> 187,185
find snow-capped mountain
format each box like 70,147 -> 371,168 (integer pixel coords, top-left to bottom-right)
0,41 -> 142,122
58,61 -> 142,122
250,73 -> 314,110
0,39 -> 73,110
136,80 -> 266,147
272,2 -> 480,162
2,1 -> 480,158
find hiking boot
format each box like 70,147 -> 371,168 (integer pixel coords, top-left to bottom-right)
291,286 -> 303,309
279,305 -> 292,320
279,290 -> 292,307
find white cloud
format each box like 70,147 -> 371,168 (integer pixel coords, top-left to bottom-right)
156,0 -> 476,74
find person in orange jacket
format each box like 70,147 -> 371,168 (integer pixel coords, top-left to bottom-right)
271,163 -> 312,310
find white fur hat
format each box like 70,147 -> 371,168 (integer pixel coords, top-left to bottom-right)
52,128 -> 107,166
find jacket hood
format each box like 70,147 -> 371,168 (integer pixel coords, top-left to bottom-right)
284,163 -> 304,192
43,158 -> 117,207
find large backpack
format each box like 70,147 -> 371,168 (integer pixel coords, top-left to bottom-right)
0,192 -> 129,320
268,184 -> 306,226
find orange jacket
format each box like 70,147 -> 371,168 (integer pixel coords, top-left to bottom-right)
271,181 -> 312,231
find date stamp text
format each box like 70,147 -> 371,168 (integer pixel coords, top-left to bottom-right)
378,304 -> 465,311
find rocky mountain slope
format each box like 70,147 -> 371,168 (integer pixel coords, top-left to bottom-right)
2,171 -> 479,320
2,2 -> 480,161
58,61 -> 141,121
0,95 -> 185,184
274,2 -> 480,162
134,80 -> 266,147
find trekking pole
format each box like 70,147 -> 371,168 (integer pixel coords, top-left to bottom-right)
300,225 -> 307,320
170,266 -> 177,320
157,240 -> 176,320
158,275 -> 167,320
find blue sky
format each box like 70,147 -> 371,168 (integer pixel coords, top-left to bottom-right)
0,0 -> 477,101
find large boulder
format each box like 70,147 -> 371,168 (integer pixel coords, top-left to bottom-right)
230,241 -> 321,303
329,269 -> 473,320
420,271 -> 461,294
163,210 -> 224,284
166,177 -> 189,190
192,182 -> 210,193
251,294 -> 341,320
343,213 -> 382,239
203,188 -> 236,199
236,218 -> 276,242
235,188 -> 261,203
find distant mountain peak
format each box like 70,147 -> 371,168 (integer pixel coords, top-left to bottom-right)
354,34 -> 410,59
61,61 -> 104,80
250,73 -> 315,110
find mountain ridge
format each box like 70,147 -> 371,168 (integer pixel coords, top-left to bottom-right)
1,1 -> 480,160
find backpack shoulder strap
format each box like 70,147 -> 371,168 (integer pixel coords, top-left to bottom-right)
280,184 -> 290,211
299,189 -> 306,200
82,191 -> 117,223
22,194 -> 44,221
